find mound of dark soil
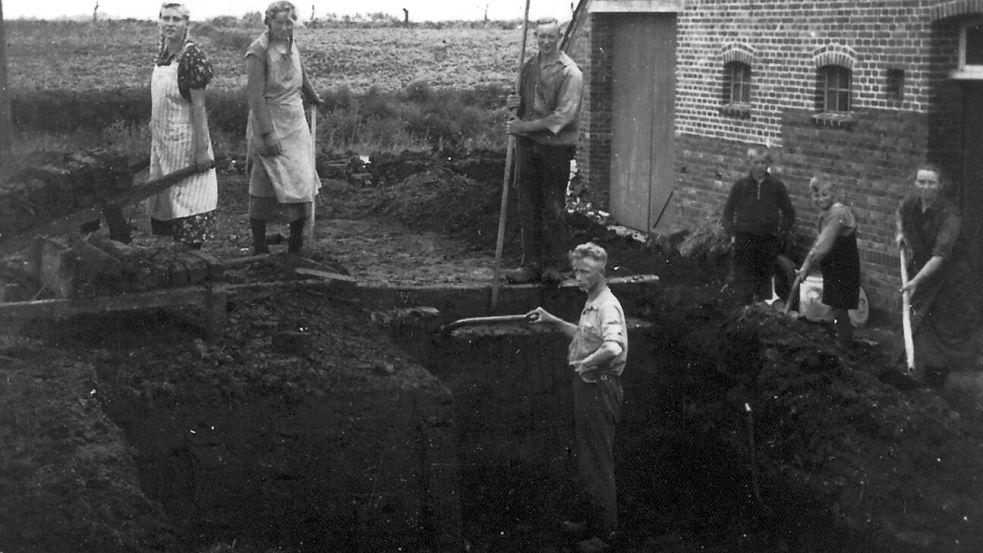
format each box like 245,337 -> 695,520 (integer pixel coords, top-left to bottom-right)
622,288 -> 983,552
0,336 -> 174,553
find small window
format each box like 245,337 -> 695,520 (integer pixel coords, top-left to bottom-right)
724,61 -> 752,104
952,19 -> 983,80
886,68 -> 905,102
819,65 -> 852,113
721,61 -> 752,117
966,22 -> 983,65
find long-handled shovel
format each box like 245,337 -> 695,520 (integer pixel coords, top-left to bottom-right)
440,313 -> 536,336
306,104 -> 318,246
899,246 -> 916,375
491,0 -> 532,310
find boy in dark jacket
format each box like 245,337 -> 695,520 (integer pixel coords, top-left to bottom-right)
721,146 -> 795,303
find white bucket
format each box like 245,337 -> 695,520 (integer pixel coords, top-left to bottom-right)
798,274 -> 869,328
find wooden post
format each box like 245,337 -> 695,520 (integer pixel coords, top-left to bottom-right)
306,104 -> 317,246
0,0 -> 13,162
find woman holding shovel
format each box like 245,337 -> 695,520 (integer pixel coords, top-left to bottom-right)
794,174 -> 860,349
895,163 -> 975,387
245,1 -> 321,254
147,2 -> 218,249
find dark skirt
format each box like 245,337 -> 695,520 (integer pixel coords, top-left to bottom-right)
910,256 -> 977,374
820,231 -> 860,310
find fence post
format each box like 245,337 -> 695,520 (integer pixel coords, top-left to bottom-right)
0,0 -> 13,161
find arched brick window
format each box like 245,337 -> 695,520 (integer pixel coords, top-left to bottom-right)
818,65 -> 852,113
720,44 -> 754,117
724,61 -> 752,105
811,44 -> 857,125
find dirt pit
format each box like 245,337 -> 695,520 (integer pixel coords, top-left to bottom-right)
1,150 -> 982,553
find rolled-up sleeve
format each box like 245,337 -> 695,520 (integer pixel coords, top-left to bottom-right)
541,67 -> 583,135
599,303 -> 627,349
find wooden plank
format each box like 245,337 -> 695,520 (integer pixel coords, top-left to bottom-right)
222,279 -> 359,302
293,267 -> 357,289
217,253 -> 270,269
0,286 -> 212,319
648,14 -> 678,233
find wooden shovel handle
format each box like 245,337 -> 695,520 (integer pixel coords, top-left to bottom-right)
783,274 -> 803,315
899,247 -> 916,374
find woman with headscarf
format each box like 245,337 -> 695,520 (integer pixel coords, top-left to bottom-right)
246,0 -> 321,254
895,163 -> 976,387
148,2 -> 218,249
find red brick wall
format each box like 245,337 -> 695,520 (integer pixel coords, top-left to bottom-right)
576,0 -> 979,313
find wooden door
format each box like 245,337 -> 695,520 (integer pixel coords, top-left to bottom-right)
609,14 -> 677,233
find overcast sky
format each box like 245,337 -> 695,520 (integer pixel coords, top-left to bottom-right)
4,0 -> 576,22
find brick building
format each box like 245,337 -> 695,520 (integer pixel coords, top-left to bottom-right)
569,0 -> 983,314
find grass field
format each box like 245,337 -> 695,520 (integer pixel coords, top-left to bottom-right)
6,19 -> 528,93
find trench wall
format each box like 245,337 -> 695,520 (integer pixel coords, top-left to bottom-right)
104,371 -> 459,552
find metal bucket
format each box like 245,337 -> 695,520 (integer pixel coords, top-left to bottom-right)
798,274 -> 869,328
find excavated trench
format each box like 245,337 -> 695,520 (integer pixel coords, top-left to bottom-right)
5,151 -> 981,552
82,275 -> 955,553
18,145 -> 974,553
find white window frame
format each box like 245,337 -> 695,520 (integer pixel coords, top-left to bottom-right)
951,18 -> 983,80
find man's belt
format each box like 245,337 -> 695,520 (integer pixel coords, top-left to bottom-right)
571,366 -> 618,384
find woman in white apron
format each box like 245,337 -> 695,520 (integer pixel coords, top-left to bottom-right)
148,2 -> 218,249
246,1 -> 321,254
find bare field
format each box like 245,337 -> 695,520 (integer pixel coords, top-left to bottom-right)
6,20 -> 526,92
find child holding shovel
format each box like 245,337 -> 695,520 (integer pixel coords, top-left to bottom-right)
795,174 -> 860,349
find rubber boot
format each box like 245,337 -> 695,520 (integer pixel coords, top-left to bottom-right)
288,219 -> 305,253
251,218 -> 268,254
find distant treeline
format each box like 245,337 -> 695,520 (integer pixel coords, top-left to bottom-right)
9,15 -> 530,31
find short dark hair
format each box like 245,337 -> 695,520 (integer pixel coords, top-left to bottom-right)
746,145 -> 772,164
913,162 -> 948,192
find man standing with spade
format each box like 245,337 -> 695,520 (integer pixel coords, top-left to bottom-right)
527,242 -> 627,552
505,18 -> 584,285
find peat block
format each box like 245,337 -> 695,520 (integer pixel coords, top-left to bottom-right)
0,150 -> 134,238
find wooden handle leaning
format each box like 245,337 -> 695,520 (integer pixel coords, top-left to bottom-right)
899,247 -> 916,374
783,274 -> 803,315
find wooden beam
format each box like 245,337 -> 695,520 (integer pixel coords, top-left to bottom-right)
0,286 -> 213,319
589,0 -> 685,13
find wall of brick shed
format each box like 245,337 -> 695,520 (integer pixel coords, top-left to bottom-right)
580,12 -> 614,211
674,0 -> 942,146
675,107 -> 933,314
780,109 -> 930,312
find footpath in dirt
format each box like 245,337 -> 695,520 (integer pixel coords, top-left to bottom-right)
0,150 -> 982,553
